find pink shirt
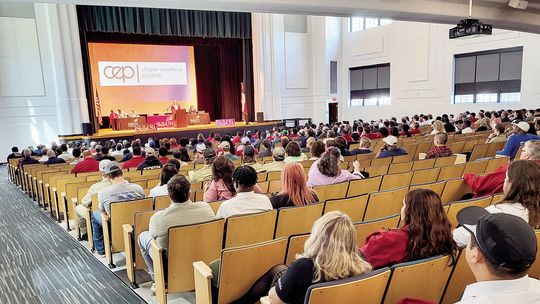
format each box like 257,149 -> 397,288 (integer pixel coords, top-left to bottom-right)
204,179 -> 263,202
307,160 -> 361,188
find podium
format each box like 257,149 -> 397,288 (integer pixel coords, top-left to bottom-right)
172,108 -> 188,128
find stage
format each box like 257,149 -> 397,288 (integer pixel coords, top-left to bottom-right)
58,121 -> 282,143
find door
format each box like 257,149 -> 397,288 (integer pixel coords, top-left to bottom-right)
328,102 -> 338,124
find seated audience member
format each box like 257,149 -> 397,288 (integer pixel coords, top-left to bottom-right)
334,136 -> 349,156
496,122 -> 539,160
38,147 -> 49,163
348,137 -> 373,155
218,141 -> 238,161
7,146 -> 22,162
263,147 -> 286,172
96,147 -> 115,161
137,148 -> 163,171
443,118 -> 456,133
233,211 -> 372,304
215,165 -> 272,219
111,144 -> 123,157
122,146 -> 145,169
456,209 -> 540,303
454,160 -> 540,247
410,122 -> 422,135
70,148 -> 83,165
172,149 -> 189,165
139,175 -> 214,281
92,162 -> 145,255
303,137 -> 315,153
74,160 -> 112,239
120,148 -> 132,162
461,120 -> 474,134
475,119 -> 490,132
149,164 -> 178,198
361,189 -> 457,269
93,145 -> 103,160
486,123 -> 507,143
18,149 -> 38,168
309,140 -> 326,160
271,163 -> 319,209
190,148 -> 216,182
400,125 -> 412,137
348,132 -> 361,147
377,136 -> 407,158
425,133 -> 453,159
307,147 -> 363,188
204,156 -> 263,202
430,120 -> 446,135
56,144 -> 71,161
165,159 -> 181,171
70,150 -> 99,174
257,139 -> 273,158
192,143 -> 207,165
241,145 -> 264,172
157,147 -> 169,164
45,149 -> 66,164
362,126 -> 380,139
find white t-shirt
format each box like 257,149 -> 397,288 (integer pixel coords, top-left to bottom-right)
457,276 -> 540,304
462,127 -> 474,134
215,191 -> 273,219
149,184 -> 168,198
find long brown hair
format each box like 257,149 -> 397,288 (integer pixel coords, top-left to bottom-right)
212,156 -> 236,194
280,163 -> 316,206
402,189 -> 457,264
317,147 -> 341,177
499,160 -> 540,228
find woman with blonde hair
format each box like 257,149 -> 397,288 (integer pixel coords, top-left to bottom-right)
271,163 -> 318,208
233,211 -> 372,304
430,120 -> 446,135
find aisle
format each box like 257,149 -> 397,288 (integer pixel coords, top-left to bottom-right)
0,166 -> 146,304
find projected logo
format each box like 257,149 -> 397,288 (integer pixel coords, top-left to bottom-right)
98,61 -> 187,87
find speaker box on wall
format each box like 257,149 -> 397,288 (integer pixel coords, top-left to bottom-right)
256,112 -> 264,123
82,123 -> 93,136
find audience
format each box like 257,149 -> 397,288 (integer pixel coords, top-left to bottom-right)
71,150 -> 99,174
257,139 -> 273,158
456,209 -> 540,303
454,159 -> 540,247
271,163 -> 319,209
486,123 -> 507,143
461,120 -> 474,134
241,146 -> 264,172
349,137 -> 373,155
309,140 -> 326,160
44,149 -> 66,164
6,146 -> 22,162
190,148 -> 216,182
430,120 -> 446,135
215,165 -> 272,219
496,121 -> 540,160
96,147 -> 115,161
284,141 -> 306,163
18,149 -> 38,168
307,147 -> 363,188
57,144 -> 71,161
219,141 -> 238,161
157,147 -> 169,164
361,189 -> 457,269
425,133 -> 453,159
263,147 -> 286,172
137,148 -> 163,171
122,146 -> 145,169
377,136 -> 407,158
149,164 -> 178,198
70,148 -> 82,165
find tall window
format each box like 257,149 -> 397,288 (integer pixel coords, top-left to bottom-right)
350,17 -> 392,32
454,47 -> 523,104
349,64 -> 390,106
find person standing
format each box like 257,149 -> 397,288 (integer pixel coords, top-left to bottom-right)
241,82 -> 248,124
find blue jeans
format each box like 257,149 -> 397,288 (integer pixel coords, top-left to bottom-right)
138,231 -> 155,279
91,211 -> 105,254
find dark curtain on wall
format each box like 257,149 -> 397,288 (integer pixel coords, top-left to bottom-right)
77,5 -> 254,130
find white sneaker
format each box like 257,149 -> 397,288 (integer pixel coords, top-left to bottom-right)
150,283 -> 156,296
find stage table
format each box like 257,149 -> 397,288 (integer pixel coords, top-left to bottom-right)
112,117 -> 146,130
147,115 -> 174,128
186,113 -> 211,125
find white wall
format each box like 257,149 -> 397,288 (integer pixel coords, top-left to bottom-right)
0,3 -> 88,161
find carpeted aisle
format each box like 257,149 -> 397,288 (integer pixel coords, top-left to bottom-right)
0,166 -> 146,304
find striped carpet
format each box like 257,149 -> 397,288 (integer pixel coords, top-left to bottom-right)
0,165 -> 146,304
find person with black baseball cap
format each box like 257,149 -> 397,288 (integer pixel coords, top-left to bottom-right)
456,206 -> 540,303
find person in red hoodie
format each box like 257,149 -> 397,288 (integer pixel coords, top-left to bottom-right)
158,147 -> 169,164
464,140 -> 540,198
71,150 -> 99,174
122,146 -> 145,169
342,128 -> 353,142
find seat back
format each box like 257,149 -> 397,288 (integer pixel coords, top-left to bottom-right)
441,250 -> 475,304
313,181 -> 349,203
65,181 -> 95,220
485,156 -> 509,173
109,198 -> 153,252
275,203 -> 324,238
364,187 -> 408,221
267,171 -> 281,181
450,141 -> 466,154
409,180 -> 446,196
268,179 -> 281,194
380,172 -> 413,191
383,255 -> 454,304
490,193 -> 504,205
285,234 -> 310,265
305,268 -> 392,304
324,195 -> 368,222
437,163 -> 466,181
355,215 -> 401,247
217,238 -> 288,304
392,153 -> 414,163
469,143 -> 489,161
410,167 -> 441,185
463,160 -> 488,175
364,164 -> 389,177
154,195 -> 170,210
440,178 -> 472,204
434,155 -> 457,167
168,219 -> 225,293
528,230 -> 540,279
133,210 -> 157,271
446,196 -> 492,228
224,210 -> 277,248
370,157 -> 392,167
485,141 -> 505,158
346,176 -> 382,197
412,158 -> 436,171
388,161 -> 413,174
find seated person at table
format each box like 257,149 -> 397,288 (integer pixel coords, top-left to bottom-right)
307,147 -> 363,187
44,149 -> 66,164
456,208 -> 540,303
233,211 -> 372,304
215,165 -> 272,219
138,175 -> 214,281
271,163 -> 319,209
128,107 -> 138,117
122,146 -> 145,169
496,121 -> 539,160
74,160 -> 112,239
190,148 -> 216,183
348,137 -> 372,155
454,160 -> 540,247
464,140 -> 540,198
71,150 -> 99,174
137,148 -> 163,171
241,146 -> 265,172
376,136 -> 407,158
263,147 -> 286,172
149,164 -> 178,198
425,133 -> 453,159
188,105 -> 198,114
91,162 -> 145,255
204,156 -> 263,202
361,189 -> 457,269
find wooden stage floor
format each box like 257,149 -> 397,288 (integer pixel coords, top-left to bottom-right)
58,121 -> 281,142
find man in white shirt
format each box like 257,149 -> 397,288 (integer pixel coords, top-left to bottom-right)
456,207 -> 540,304
216,165 -> 272,219
461,120 -> 474,134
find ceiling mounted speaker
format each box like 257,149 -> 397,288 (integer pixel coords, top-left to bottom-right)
508,0 -> 528,9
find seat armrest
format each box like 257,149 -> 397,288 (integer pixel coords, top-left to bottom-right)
193,261 -> 213,304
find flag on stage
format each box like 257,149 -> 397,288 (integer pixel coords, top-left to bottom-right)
95,88 -> 103,126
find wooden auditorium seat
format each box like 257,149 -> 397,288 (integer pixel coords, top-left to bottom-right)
441,250 -> 475,304
274,203 -> 324,238
346,176 -> 382,197
355,214 -> 401,247
445,196 -> 492,228
323,195 -> 368,222
363,187 -> 408,221
123,210 -> 157,288
313,181 -> 349,203
223,210 -> 277,248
